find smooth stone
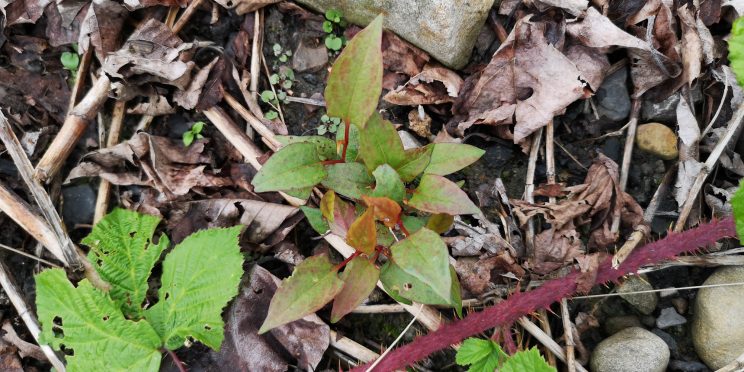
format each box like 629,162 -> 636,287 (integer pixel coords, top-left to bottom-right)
292,40 -> 328,73
692,266 -> 744,370
656,307 -> 687,329
668,360 -> 710,372
618,275 -> 658,315
636,123 -> 679,160
652,328 -> 679,359
603,315 -> 642,335
595,67 -> 631,122
590,327 -> 670,372
62,184 -> 96,229
295,0 -> 495,69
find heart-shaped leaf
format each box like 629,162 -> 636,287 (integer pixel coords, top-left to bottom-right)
388,228 -> 452,303
369,164 -> 405,202
425,143 -> 484,176
346,207 -> 376,254
359,113 -> 405,172
331,256 -> 379,322
408,174 -> 480,215
253,142 -> 326,193
321,162 -> 374,199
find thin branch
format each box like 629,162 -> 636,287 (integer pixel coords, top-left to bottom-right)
366,304 -> 423,372
67,48 -> 93,114
329,330 -> 380,364
517,317 -> 587,372
172,0 -> 205,34
524,128 -> 544,255
612,99 -> 641,235
560,298 -> 576,372
0,243 -> 60,268
94,100 -> 126,223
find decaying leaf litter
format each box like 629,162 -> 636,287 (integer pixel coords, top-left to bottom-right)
0,0 -> 742,370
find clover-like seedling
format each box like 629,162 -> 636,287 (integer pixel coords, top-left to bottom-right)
253,15 -> 486,333
317,114 -> 341,135
182,121 -> 205,146
60,51 -> 80,84
323,9 -> 346,52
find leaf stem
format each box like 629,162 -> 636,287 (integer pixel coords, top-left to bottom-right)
340,119 -> 350,161
321,159 -> 345,165
164,349 -> 187,372
334,250 -> 361,271
397,219 -> 410,237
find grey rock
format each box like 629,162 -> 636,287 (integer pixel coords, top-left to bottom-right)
590,327 -> 670,372
692,266 -> 744,370
669,360 -> 710,372
62,184 -> 96,229
641,93 -> 679,123
292,40 -> 328,73
603,315 -> 642,335
595,67 -> 630,122
618,275 -> 658,315
652,328 -> 679,358
295,0 -> 495,69
656,307 -> 687,329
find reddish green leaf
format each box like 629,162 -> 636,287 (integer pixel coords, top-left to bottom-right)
425,143 -> 485,176
396,146 -> 433,182
321,162 -> 374,199
427,213 -> 454,234
389,228 -> 452,303
324,15 -> 383,128
359,113 -> 406,171
330,256 -> 379,322
408,174 -> 480,215
369,164 -> 405,202
363,195 -> 401,227
336,123 -> 360,161
259,254 -> 344,333
347,208 -> 376,254
253,143 -> 326,192
329,196 -> 356,237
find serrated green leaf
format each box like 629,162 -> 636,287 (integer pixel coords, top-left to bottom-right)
359,113 -> 405,171
408,174 -> 481,215
369,164 -> 405,202
396,146 -> 433,182
36,269 -> 162,371
82,208 -> 169,317
501,347 -> 557,372
324,15 -> 383,127
253,142 -> 327,193
456,338 -> 504,372
336,122 -> 361,161
733,180 -> 744,244
259,254 -> 344,333
729,18 -> 744,87
275,135 -> 338,160
321,162 -> 373,199
347,208 -> 376,254
331,256 -> 379,322
425,143 -> 484,176
145,226 -> 244,350
387,228 -> 453,304
300,206 -> 330,235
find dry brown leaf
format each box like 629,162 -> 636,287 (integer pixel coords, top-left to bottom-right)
531,224 -> 584,275
127,91 -> 176,116
526,0 -> 588,16
5,0 -> 50,26
212,0 -> 280,15
174,57 -> 219,109
384,64 -> 464,106
677,5 -> 703,86
122,0 -> 186,10
44,1 -> 88,47
78,0 -> 127,60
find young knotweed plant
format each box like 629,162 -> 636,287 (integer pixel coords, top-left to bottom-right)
252,15 -> 486,333
34,209 -> 244,371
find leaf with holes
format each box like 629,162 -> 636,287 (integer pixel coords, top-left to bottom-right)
331,256 -> 379,322
425,143 -> 484,176
145,226 -> 244,349
259,254 -> 344,333
396,146 -> 433,182
253,142 -> 327,193
388,228 -> 452,303
359,113 -> 406,172
346,207 -> 377,254
82,208 -> 169,317
363,195 -> 401,227
368,164 -> 405,203
408,174 -> 481,215
321,162 -> 374,199
380,261 -> 460,307
36,269 -> 163,371
324,15 -> 383,127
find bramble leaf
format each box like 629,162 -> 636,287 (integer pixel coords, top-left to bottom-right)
388,228 -> 452,303
82,208 -> 169,317
408,174 -> 481,215
324,15 -> 383,128
347,207 -> 377,254
321,162 -> 374,199
253,142 -> 327,193
359,113 -> 405,171
259,254 -> 344,333
331,255 -> 379,322
456,338 -> 504,372
733,180 -> 744,244
425,143 -> 485,176
300,206 -> 330,235
369,164 -> 406,202
363,195 -> 401,227
396,146 -> 433,182
501,347 -> 556,372
36,269 -> 163,371
145,226 -> 244,350
275,135 -> 338,160
729,17 -> 744,86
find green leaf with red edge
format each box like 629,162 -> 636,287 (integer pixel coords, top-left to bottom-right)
363,195 -> 401,227
733,180 -> 744,244
300,206 -> 329,235
425,143 -> 485,176
396,146 -> 433,182
329,195 -> 356,237
331,256 -> 379,322
324,15 -> 383,128
322,162 -> 374,199
388,228 -> 452,303
346,207 -> 376,254
359,113 -> 406,171
253,142 -> 326,192
259,254 -> 344,333
408,174 -> 481,215
369,164 -> 405,202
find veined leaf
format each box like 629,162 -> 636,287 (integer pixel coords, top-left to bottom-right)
359,113 -> 405,171
347,207 -> 377,254
501,347 -> 556,372
388,228 -> 452,303
82,208 -> 169,317
456,338 -> 505,372
733,180 -> 744,244
253,142 -> 327,192
259,254 -> 344,333
324,15 -> 383,127
321,162 -> 374,199
408,174 -> 481,215
396,146 -> 433,182
331,256 -> 379,322
300,206 -> 330,235
425,143 -> 484,176
275,135 -> 338,160
145,226 -> 244,350
363,195 -> 401,227
36,269 -> 162,371
369,164 -> 405,202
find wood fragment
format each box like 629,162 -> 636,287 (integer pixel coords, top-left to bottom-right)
67,49 -> 93,113
94,101 -> 126,223
329,330 -> 379,364
172,0 -> 205,34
